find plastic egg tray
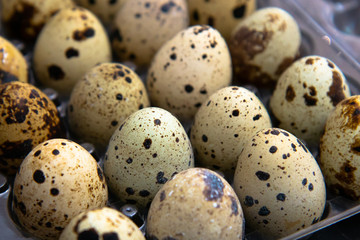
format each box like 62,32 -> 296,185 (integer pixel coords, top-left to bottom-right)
1,0 -> 360,239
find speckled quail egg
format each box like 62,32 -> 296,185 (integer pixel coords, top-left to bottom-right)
190,86 -> 271,177
33,7 -> 111,96
147,25 -> 232,122
112,0 -> 189,66
59,207 -> 145,240
229,7 -> 301,86
75,0 -> 127,25
0,82 -> 65,175
188,0 -> 256,40
1,0 -> 75,41
319,96 -> 360,200
104,107 -> 194,208
12,138 -> 108,240
67,63 -> 150,151
147,167 -> 244,240
269,56 -> 351,145
233,128 -> 326,238
0,36 -> 28,83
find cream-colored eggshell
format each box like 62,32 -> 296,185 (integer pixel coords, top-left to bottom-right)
147,168 -> 244,240
0,0 -> 75,40
147,25 -> 232,122
320,96 -> 360,200
233,128 -> 326,237
59,207 -> 145,240
33,7 -> 111,96
0,36 -> 28,83
188,0 -> 256,40
112,0 -> 189,66
75,0 -> 127,25
229,7 -> 301,86
12,138 -> 108,240
269,56 -> 351,145
190,86 -> 271,176
0,82 -> 65,175
67,63 -> 150,150
104,107 -> 194,208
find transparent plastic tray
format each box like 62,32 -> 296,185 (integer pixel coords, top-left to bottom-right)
1,0 -> 360,239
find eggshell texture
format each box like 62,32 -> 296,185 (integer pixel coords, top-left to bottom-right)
190,86 -> 271,176
229,7 -> 301,86
0,36 -> 28,83
112,0 -> 189,66
319,96 -> 360,200
0,82 -> 65,175
12,138 -> 108,240
147,25 -> 232,122
188,0 -> 256,40
67,63 -> 150,150
75,0 -> 127,25
269,56 -> 351,145
147,168 -> 244,240
104,107 -> 194,208
59,207 -> 145,240
33,7 -> 111,96
233,128 -> 326,237
0,0 -> 75,41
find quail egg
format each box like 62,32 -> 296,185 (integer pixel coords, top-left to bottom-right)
269,56 -> 351,145
33,7 -> 111,96
104,107 -> 194,208
0,36 -> 28,83
0,0 -> 75,41
188,0 -> 256,40
112,0 -> 189,66
147,25 -> 232,122
0,82 -> 65,175
233,128 -> 326,238
12,138 -> 108,240
67,63 -> 150,150
319,96 -> 360,200
190,86 -> 272,177
147,167 -> 244,240
229,7 -> 301,86
59,207 -> 145,240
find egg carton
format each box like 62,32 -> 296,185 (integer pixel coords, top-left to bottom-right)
1,0 -> 360,240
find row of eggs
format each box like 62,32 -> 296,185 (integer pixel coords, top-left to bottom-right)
1,0 -> 360,240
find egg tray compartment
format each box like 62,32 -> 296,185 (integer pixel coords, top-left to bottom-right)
2,0 -> 360,240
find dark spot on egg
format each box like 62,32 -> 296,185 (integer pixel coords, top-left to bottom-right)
126,158 -> 133,164
305,58 -> 314,65
125,187 -> 135,195
258,206 -> 270,216
328,61 -> 335,69
233,5 -> 246,18
255,171 -> 270,181
285,85 -> 296,102
52,149 -> 59,155
303,93 -> 317,106
65,47 -> 79,59
34,150 -> 41,157
202,170 -> 224,201
276,193 -> 286,201
185,84 -> 194,93
73,27 -> 95,41
29,89 -> 40,99
160,1 -> 175,13
232,109 -> 239,117
308,183 -> 314,191
111,120 -> 118,126
139,190 -> 150,197
230,196 -> 239,216
269,146 -> 277,153
327,71 -> 347,107
48,65 -> 65,80
253,114 -> 261,121
18,201 -> 26,215
202,134 -> 208,142
78,228 -> 99,240
170,53 -> 176,60
50,188 -> 59,196
154,119 -> 161,125
116,93 -> 123,100
302,178 -> 307,186
103,232 -> 119,240
33,170 -> 45,183
143,138 -> 152,149
160,190 -> 166,202
156,171 -> 168,184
